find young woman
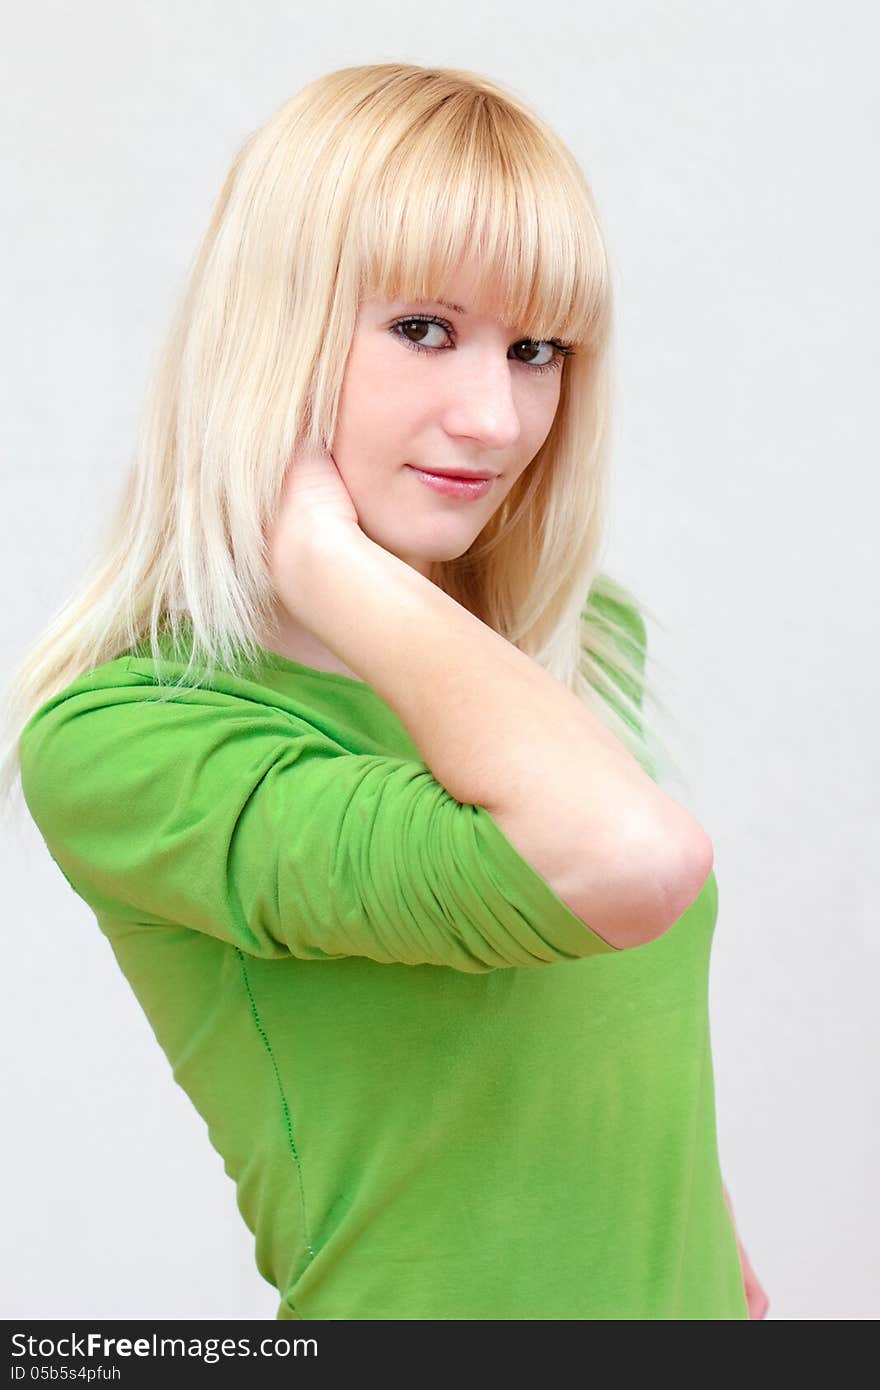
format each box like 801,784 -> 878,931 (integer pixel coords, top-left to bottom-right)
1,62 -> 767,1320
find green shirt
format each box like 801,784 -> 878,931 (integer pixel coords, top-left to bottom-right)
18,594 -> 747,1320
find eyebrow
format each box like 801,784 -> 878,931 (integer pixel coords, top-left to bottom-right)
405,298 -> 468,315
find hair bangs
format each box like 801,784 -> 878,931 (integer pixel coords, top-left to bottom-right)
352,91 -> 610,349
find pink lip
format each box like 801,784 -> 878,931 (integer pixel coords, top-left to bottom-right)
405,465 -> 494,500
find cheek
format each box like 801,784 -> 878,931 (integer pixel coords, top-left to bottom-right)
333,401 -> 394,481
513,415 -> 554,474
334,349 -> 415,461
528,379 -> 563,436
514,390 -> 561,464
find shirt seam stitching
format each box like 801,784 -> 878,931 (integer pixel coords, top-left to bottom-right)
234,947 -> 317,1284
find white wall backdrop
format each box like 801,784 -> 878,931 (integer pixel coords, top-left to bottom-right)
2,0 -> 876,1320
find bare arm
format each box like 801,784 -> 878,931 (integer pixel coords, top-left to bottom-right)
275,523 -> 712,950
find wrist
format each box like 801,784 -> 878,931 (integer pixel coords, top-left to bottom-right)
277,522 -> 380,627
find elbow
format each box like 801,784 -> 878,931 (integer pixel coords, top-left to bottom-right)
587,825 -> 715,951
645,827 -> 715,944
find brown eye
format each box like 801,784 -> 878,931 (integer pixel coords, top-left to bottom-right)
514,340 -> 556,368
512,340 -> 575,375
392,317 -> 451,350
390,316 -> 575,375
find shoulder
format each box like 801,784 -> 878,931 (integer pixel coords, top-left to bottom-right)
18,655 -> 310,826
581,573 -> 648,665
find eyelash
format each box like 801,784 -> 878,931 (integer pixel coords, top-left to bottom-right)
390,315 -> 576,375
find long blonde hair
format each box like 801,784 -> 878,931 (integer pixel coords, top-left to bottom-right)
0,61 -> 677,821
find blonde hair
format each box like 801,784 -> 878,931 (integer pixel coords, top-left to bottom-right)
0,61 -> 679,821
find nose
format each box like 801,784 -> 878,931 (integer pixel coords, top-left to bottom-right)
441,350 -> 522,452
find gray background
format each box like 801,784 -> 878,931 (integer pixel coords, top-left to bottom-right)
2,0 -> 876,1320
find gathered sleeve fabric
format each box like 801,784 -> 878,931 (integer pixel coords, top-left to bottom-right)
18,662 -> 623,972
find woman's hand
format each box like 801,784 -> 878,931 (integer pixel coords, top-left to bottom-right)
274,443 -> 360,535
723,1182 -> 770,1319
266,443 -> 363,618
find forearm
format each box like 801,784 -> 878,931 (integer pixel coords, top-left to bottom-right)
283,528 -> 711,944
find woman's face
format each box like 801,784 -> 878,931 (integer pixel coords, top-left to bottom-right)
330,263 -> 568,578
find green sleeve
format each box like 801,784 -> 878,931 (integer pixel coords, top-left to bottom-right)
19,667 -> 620,973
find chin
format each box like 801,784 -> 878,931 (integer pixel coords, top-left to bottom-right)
364,518 -> 483,566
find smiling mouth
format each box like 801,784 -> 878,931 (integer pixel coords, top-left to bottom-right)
408,466 -> 498,481
404,465 -> 496,499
